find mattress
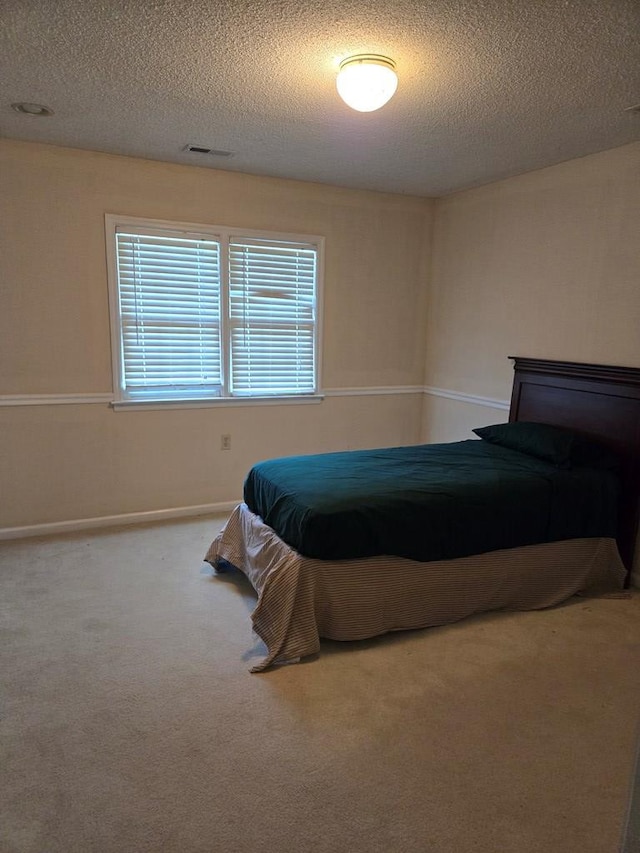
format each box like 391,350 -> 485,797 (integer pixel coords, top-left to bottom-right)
244,440 -> 619,561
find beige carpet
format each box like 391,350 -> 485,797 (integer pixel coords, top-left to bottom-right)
1,517 -> 639,853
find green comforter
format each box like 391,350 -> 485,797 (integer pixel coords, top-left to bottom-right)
243,440 -> 618,561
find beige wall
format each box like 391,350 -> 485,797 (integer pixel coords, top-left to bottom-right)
3,137 -> 639,543
422,142 -> 640,443
0,139 -> 432,529
421,142 -> 640,581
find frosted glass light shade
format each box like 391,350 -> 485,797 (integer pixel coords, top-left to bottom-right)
336,55 -> 398,112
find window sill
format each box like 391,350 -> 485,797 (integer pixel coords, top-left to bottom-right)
110,394 -> 325,411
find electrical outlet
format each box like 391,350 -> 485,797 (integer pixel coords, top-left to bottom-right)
220,434 -> 231,451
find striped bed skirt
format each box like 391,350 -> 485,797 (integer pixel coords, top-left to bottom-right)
205,503 -> 626,672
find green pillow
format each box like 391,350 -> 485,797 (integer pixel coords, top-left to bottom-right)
473,421 -> 575,467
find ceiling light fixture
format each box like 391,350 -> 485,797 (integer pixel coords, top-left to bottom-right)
336,54 -> 398,113
11,102 -> 53,116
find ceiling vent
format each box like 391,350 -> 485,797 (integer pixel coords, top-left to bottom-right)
184,144 -> 234,157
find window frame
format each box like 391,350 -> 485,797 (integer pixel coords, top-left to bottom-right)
105,214 -> 324,409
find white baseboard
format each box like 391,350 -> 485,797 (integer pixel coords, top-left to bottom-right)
0,501 -> 239,541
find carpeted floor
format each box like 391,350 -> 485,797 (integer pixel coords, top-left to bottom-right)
1,516 -> 639,853
622,732 -> 640,853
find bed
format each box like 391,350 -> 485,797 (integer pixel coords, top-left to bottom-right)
206,357 -> 640,671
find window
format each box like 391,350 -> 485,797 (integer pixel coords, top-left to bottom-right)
106,216 -> 322,404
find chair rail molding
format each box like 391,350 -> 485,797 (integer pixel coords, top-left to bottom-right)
423,385 -> 509,410
0,387 -> 509,408
0,393 -> 113,407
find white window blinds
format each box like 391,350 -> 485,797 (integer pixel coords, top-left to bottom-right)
229,238 -> 317,395
115,229 -> 222,399
108,217 -> 321,403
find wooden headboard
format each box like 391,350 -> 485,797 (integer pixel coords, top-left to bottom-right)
509,357 -> 640,580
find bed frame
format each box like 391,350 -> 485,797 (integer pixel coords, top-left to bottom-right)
509,357 -> 640,582
209,356 -> 640,670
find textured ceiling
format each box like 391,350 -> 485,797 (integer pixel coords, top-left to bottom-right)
1,0 -> 639,196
